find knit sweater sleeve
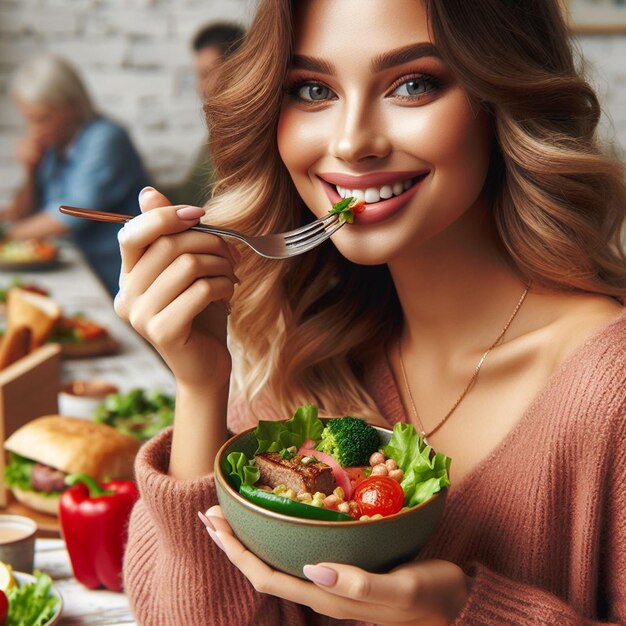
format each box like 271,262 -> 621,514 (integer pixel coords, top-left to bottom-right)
452,391 -> 626,625
123,428 -> 311,626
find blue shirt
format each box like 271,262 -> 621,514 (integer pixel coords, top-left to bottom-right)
37,116 -> 150,295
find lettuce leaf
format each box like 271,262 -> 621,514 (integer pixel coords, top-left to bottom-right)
383,423 -> 451,507
7,569 -> 59,626
226,452 -> 260,491
254,405 -> 324,454
4,453 -> 34,491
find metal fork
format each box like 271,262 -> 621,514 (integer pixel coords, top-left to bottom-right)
58,205 -> 344,259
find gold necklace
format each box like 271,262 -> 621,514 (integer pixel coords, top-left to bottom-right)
398,285 -> 530,444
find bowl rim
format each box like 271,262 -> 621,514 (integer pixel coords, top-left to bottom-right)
214,420 -> 447,527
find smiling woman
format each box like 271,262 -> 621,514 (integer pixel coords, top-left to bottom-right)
116,1 -> 626,625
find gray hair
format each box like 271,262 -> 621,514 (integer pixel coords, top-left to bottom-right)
11,54 -> 96,121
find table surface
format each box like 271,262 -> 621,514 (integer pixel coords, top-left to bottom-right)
36,538 -> 137,626
1,241 -> 175,625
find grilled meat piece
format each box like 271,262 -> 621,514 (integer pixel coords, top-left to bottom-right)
31,462 -> 67,493
255,452 -> 336,495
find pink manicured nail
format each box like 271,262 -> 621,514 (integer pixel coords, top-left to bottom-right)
197,511 -> 215,531
207,527 -> 224,551
303,565 -> 337,587
176,206 -> 205,220
138,186 -> 154,200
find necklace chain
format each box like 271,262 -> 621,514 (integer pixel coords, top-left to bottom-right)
398,285 -> 530,442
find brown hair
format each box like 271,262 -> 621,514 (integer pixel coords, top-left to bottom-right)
204,0 -> 626,420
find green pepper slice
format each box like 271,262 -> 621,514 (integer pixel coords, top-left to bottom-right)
240,484 -> 353,522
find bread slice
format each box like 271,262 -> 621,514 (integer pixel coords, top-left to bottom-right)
6,288 -> 61,348
4,415 -> 141,481
59,334 -> 120,359
0,325 -> 32,370
11,488 -> 61,516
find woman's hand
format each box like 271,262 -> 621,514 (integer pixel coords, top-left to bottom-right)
114,187 -> 239,392
201,506 -> 470,626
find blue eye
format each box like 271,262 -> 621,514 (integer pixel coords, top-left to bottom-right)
391,75 -> 440,98
294,83 -> 335,102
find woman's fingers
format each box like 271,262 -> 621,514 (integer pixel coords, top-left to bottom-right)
138,253 -> 236,315
121,229 -> 238,295
118,204 -> 206,275
138,186 -> 172,213
133,276 -> 234,348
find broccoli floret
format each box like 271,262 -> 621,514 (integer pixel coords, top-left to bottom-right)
318,417 -> 380,467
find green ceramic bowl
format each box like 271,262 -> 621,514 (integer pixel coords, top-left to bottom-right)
214,422 -> 447,579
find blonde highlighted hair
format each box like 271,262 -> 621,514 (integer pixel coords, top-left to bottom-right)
203,0 -> 626,420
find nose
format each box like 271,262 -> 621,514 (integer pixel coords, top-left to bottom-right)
329,99 -> 392,164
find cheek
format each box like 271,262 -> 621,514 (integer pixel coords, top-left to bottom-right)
277,106 -> 327,189
396,91 -> 491,204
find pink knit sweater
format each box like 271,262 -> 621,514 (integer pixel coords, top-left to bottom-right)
124,311 -> 626,625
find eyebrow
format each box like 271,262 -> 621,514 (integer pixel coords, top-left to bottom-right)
289,42 -> 440,76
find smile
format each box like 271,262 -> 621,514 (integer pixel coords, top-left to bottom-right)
335,177 -> 416,204
318,171 -> 430,226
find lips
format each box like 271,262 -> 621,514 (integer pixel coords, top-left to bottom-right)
318,170 -> 430,225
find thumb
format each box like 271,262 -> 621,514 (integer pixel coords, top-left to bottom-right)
138,186 -> 173,213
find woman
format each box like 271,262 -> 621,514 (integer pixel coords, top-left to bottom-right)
116,0 -> 626,624
3,54 -> 149,295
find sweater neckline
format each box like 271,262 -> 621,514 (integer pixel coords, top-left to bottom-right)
377,307 -> 626,504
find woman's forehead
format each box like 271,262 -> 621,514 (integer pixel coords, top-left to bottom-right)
291,0 -> 433,59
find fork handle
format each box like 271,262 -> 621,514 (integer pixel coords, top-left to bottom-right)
58,205 -> 246,242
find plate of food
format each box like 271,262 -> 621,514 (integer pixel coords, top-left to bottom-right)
93,388 -> 175,440
49,313 -> 119,358
214,405 -> 451,578
0,567 -> 62,626
0,239 -> 59,271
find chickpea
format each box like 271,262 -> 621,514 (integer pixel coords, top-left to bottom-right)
333,486 -> 345,500
385,459 -> 398,471
371,463 -> 388,476
284,488 -> 297,500
297,492 -> 313,502
388,469 -> 404,482
337,502 -> 350,514
369,451 -> 386,466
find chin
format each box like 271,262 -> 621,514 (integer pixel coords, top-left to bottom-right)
330,230 -> 400,266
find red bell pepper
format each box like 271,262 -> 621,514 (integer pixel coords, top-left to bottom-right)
59,473 -> 139,591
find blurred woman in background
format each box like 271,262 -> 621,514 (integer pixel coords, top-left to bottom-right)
1,54 -> 149,295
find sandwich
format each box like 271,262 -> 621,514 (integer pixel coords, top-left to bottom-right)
6,287 -> 61,349
3,415 -> 141,516
48,313 -> 119,358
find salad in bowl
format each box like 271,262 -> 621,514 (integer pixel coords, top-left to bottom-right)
214,405 -> 451,577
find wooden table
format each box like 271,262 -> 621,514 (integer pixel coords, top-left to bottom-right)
1,241 -> 175,625
35,538 -> 137,626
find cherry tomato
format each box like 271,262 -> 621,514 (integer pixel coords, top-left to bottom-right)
0,589 -> 8,625
352,475 -> 405,517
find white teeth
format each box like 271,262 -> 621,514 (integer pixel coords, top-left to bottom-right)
364,188 -> 380,203
334,177 -> 417,203
379,185 -> 393,199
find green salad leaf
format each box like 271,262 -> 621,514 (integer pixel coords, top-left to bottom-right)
383,423 -> 451,507
226,452 -> 260,491
3,453 -> 33,492
94,388 -> 175,440
6,569 -> 59,626
254,405 -> 324,454
4,453 -> 64,498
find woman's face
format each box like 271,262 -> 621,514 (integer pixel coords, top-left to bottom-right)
277,0 -> 492,265
17,99 -> 80,148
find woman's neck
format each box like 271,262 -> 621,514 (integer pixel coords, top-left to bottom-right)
389,201 -> 528,356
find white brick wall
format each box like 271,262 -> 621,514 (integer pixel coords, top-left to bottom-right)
0,3 -> 624,206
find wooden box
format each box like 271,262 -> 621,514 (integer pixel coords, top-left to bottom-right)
0,343 -> 60,507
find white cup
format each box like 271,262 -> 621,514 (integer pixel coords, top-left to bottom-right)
0,514 -> 37,573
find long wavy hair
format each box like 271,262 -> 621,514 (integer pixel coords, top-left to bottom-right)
203,0 -> 626,420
